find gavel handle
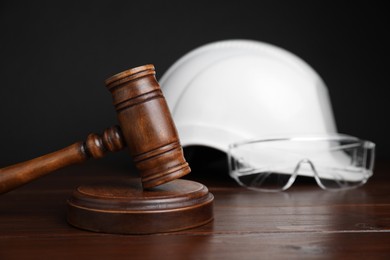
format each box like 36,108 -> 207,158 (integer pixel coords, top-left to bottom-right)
0,126 -> 125,194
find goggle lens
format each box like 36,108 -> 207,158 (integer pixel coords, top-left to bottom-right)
228,135 -> 375,192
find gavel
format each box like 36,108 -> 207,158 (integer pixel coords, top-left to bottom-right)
0,64 -> 191,194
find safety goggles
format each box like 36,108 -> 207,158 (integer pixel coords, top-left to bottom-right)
228,134 -> 375,192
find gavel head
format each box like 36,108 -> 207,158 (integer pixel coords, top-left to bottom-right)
105,65 -> 191,189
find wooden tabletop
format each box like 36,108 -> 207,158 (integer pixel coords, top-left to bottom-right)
1,160 -> 389,259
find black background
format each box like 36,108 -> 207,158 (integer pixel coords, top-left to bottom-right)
0,1 -> 388,170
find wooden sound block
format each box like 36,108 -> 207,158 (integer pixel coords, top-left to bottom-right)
66,179 -> 214,234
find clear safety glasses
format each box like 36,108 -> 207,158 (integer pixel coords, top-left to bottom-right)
228,134 -> 375,192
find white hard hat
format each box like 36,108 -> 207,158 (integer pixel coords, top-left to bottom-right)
159,39 -> 337,152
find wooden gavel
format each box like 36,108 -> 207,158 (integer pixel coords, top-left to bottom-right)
0,64 -> 191,194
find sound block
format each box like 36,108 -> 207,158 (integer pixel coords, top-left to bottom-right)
67,179 -> 214,234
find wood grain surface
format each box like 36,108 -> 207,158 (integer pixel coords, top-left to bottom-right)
0,161 -> 389,259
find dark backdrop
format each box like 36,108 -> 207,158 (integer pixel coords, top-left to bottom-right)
0,1 -> 388,169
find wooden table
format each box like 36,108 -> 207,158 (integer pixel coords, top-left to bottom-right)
1,160 -> 389,259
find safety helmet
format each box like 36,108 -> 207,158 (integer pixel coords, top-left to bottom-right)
159,39 -> 337,152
